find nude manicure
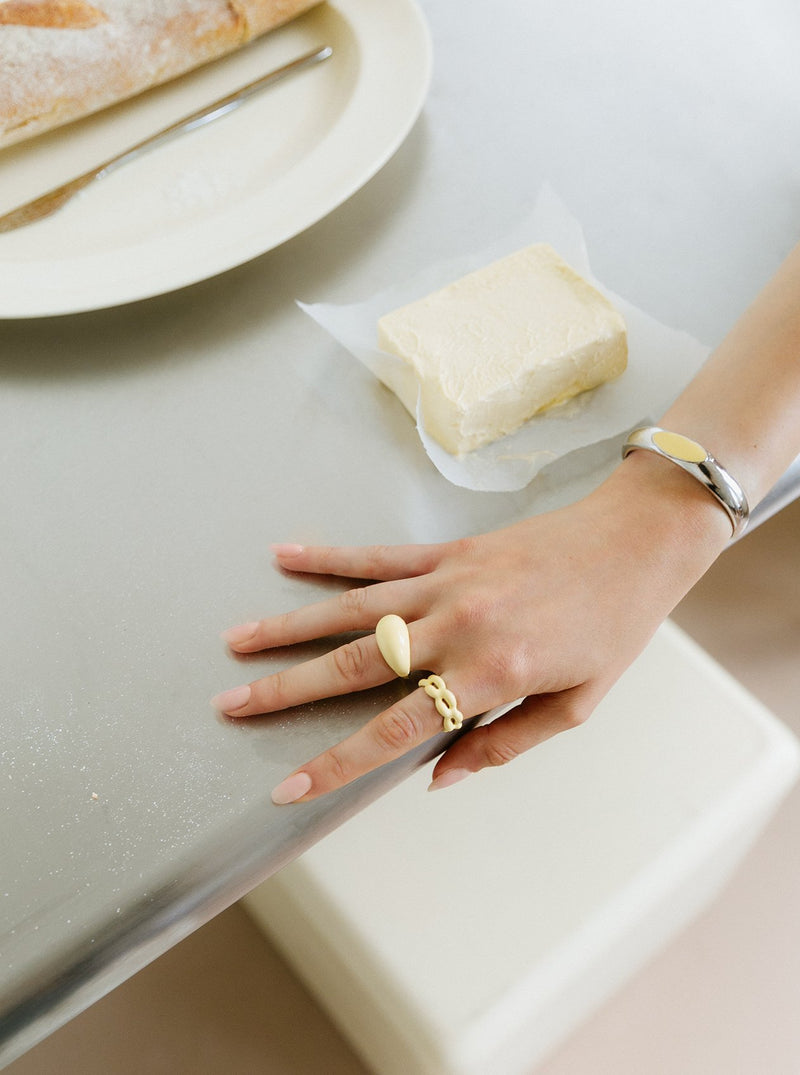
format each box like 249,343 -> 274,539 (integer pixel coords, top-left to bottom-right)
428,768 -> 471,792
271,771 -> 312,805
210,684 -> 251,713
270,543 -> 304,558
221,622 -> 259,645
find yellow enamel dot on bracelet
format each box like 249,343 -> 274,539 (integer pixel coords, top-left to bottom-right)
622,425 -> 750,537
651,430 -> 707,463
375,614 -> 411,678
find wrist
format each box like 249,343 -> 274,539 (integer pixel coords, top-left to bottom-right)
622,426 -> 749,538
588,448 -> 733,591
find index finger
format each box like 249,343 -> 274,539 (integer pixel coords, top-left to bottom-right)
271,541 -> 442,581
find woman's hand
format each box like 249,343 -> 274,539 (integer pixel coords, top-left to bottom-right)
209,240 -> 800,804
211,452 -> 731,803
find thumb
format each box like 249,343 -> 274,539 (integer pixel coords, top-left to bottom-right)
428,688 -> 590,791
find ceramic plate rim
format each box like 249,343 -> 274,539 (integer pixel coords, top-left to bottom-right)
0,0 -> 432,318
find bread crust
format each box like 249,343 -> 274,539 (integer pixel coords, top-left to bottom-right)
0,2 -> 107,28
0,0 -> 321,148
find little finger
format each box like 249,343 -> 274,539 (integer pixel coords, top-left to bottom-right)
271,541 -> 442,581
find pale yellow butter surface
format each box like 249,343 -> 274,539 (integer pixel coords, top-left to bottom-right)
377,244 -> 628,455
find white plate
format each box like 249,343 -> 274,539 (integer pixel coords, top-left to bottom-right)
0,0 -> 431,318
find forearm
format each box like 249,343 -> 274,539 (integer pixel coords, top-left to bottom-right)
659,242 -> 800,507
579,245 -> 800,619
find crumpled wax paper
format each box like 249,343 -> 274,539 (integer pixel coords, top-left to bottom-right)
298,185 -> 710,492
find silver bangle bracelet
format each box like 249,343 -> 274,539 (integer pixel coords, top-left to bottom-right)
622,426 -> 749,538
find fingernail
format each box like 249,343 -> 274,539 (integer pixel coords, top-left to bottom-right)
221,622 -> 259,645
270,543 -> 304,558
428,768 -> 471,792
271,771 -> 312,805
210,684 -> 251,713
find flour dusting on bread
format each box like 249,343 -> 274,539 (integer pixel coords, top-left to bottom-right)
0,2 -> 107,28
0,0 -> 320,147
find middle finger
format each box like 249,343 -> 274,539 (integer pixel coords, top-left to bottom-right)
213,620 -> 435,718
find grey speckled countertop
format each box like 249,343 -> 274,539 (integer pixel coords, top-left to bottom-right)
2,0 -> 799,1064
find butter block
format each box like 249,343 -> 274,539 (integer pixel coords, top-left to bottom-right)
377,244 -> 627,455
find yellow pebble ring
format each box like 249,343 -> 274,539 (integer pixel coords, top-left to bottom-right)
375,614 -> 411,678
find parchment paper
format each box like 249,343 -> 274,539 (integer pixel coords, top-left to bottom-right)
299,186 -> 710,492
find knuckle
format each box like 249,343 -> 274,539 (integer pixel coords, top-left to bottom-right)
315,546 -> 337,572
365,544 -> 392,572
277,610 -> 297,644
539,690 -> 591,731
338,585 -> 370,616
449,534 -> 481,562
560,701 -> 590,731
482,733 -> 521,768
449,592 -> 490,631
324,745 -> 351,785
267,668 -> 290,709
497,643 -> 533,692
473,643 -> 532,697
411,543 -> 442,575
373,704 -> 425,753
479,646 -> 515,692
332,637 -> 370,683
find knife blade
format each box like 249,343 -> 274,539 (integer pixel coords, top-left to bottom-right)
0,44 -> 332,234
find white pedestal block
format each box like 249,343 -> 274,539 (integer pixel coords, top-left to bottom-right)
243,622 -> 799,1075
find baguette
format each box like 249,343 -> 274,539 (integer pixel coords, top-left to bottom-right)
0,0 -> 321,148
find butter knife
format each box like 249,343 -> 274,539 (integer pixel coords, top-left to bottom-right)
0,44 -> 332,234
